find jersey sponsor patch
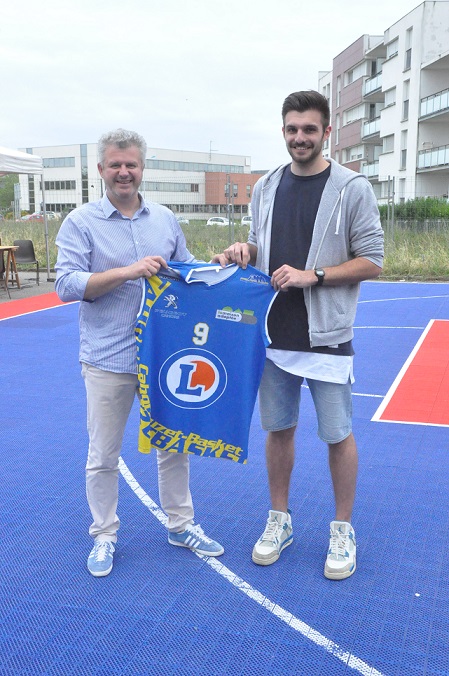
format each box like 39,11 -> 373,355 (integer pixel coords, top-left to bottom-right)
159,348 -> 227,409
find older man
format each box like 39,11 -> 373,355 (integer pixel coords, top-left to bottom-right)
56,129 -> 223,577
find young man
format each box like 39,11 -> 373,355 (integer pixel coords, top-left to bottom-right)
213,91 -> 384,579
56,129 -> 223,577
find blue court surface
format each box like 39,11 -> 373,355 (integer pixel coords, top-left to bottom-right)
1,281 -> 449,675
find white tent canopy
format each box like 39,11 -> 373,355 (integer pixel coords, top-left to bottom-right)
0,145 -> 43,176
0,145 -> 51,280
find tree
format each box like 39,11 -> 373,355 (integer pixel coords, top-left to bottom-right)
0,174 -> 19,210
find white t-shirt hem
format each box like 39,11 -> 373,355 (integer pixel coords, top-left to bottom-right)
266,348 -> 354,384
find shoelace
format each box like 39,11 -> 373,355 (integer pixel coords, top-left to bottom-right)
187,524 -> 212,544
329,529 -> 348,559
261,519 -> 283,543
94,541 -> 112,562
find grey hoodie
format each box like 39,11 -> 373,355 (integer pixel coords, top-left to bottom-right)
248,158 -> 384,348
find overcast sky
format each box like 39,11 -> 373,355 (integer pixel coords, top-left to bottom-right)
2,0 -> 422,170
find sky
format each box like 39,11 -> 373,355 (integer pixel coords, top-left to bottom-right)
1,0 -> 422,170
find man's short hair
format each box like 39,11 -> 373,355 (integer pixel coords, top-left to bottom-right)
97,128 -> 147,167
282,91 -> 330,130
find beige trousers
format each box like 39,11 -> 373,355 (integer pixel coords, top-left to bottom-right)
82,363 -> 194,541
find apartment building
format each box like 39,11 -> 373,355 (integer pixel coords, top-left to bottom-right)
18,144 -> 263,219
320,1 -> 449,204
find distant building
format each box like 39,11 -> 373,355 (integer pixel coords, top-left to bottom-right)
319,1 -> 449,203
18,144 -> 265,218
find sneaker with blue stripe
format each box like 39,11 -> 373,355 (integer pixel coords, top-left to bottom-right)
252,509 -> 293,566
168,523 -> 224,556
324,520 -> 356,580
87,540 -> 115,577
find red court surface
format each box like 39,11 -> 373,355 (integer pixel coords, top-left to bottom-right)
373,319 -> 449,426
0,292 -> 65,320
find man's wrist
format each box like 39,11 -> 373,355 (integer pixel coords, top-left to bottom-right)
314,268 -> 325,286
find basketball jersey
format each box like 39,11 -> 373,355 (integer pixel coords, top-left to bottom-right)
136,262 -> 277,464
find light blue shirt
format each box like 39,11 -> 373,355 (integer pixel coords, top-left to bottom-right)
55,193 -> 194,373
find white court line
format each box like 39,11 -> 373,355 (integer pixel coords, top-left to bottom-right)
119,457 -> 385,676
358,294 -> 449,304
0,300 -> 77,322
371,319 -> 434,422
354,325 -> 424,330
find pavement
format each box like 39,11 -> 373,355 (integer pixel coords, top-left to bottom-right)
0,269 -> 56,302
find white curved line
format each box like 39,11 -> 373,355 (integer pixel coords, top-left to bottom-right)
358,294 -> 449,304
119,457 -> 384,676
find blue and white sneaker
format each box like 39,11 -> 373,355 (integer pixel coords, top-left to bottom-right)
87,540 -> 115,577
252,510 -> 293,566
168,523 -> 224,556
324,521 -> 356,580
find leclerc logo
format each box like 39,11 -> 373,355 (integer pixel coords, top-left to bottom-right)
159,348 -> 227,409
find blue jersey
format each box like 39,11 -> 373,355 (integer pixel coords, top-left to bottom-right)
136,262 -> 277,463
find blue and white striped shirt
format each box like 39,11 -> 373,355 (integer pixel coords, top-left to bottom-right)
55,194 -> 194,373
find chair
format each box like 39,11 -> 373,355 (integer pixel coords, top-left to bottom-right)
0,248 -> 11,298
13,240 -> 40,285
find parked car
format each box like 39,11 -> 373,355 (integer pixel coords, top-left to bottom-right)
176,215 -> 189,226
206,217 -> 229,227
21,211 -> 58,221
21,212 -> 44,221
241,215 -> 252,226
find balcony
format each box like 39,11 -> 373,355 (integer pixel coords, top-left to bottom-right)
361,161 -> 379,178
420,88 -> 449,118
363,73 -> 382,97
417,144 -> 449,170
362,117 -> 381,138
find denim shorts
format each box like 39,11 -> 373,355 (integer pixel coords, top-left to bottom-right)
258,358 -> 353,444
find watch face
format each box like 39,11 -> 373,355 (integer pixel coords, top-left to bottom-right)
315,268 -> 325,285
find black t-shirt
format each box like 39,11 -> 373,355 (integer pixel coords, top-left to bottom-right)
268,164 -> 353,356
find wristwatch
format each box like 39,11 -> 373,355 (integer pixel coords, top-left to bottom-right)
314,268 -> 325,286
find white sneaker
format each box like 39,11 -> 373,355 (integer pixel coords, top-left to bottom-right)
252,510 -> 293,566
324,521 -> 356,580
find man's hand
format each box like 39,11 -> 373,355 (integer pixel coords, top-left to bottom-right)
271,265 -> 316,291
84,256 -> 168,300
211,242 -> 255,269
127,256 -> 168,280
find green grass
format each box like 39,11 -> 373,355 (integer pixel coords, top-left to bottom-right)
2,218 -> 449,281
382,226 -> 449,280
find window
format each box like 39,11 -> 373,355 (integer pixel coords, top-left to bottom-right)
402,80 -> 410,120
336,75 -> 341,107
344,145 -> 364,162
384,87 -> 396,108
404,49 -> 411,70
343,104 -> 365,125
43,180 -> 76,190
344,62 -> 366,86
383,135 -> 394,153
404,28 -> 412,69
144,159 -> 243,173
141,182 -> 199,192
386,38 -> 398,59
43,157 -> 75,168
400,130 -> 408,169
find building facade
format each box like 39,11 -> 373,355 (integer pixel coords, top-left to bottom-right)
320,1 -> 449,204
18,144 -> 264,219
